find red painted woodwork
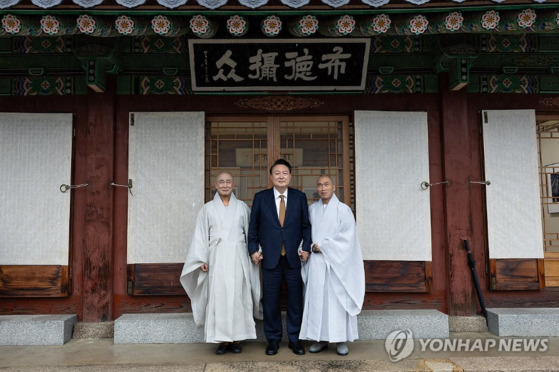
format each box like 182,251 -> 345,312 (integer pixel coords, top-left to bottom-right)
2,85 -> 559,322
126,260 -> 433,296
364,261 -> 432,293
465,94 -> 559,311
0,95 -> 86,318
490,259 -> 542,291
0,265 -> 70,297
127,264 -> 184,296
439,76 -> 480,316
80,79 -> 116,322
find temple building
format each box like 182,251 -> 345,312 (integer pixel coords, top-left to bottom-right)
1,0 -> 559,340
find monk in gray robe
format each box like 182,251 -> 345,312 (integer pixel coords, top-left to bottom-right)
299,175 -> 365,356
181,172 -> 262,355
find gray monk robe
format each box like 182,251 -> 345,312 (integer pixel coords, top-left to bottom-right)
180,192 -> 262,343
300,193 -> 365,343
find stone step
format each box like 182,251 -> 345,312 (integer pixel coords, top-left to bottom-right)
114,313 -> 204,344
487,308 -> 559,337
0,314 -> 77,345
114,309 -> 449,344
358,309 -> 449,340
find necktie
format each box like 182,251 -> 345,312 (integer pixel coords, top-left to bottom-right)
279,195 -> 286,256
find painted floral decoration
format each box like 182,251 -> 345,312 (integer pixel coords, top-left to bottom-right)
517,9 -> 536,29
151,15 -> 171,35
262,15 -> 282,37
2,14 -> 21,34
481,10 -> 500,31
226,15 -> 247,36
409,14 -> 428,35
335,15 -> 355,35
371,14 -> 391,34
154,79 -> 166,90
190,15 -> 210,36
77,14 -> 96,34
444,11 -> 463,32
115,15 -> 135,35
556,11 -> 559,27
299,15 -> 318,36
40,15 -> 59,35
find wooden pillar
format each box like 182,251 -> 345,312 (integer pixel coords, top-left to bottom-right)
440,74 -> 480,316
83,78 -> 115,322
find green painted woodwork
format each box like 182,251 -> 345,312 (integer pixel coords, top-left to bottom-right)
2,9 -> 559,38
0,32 -> 558,95
0,78 -> 10,95
1,7 -> 559,95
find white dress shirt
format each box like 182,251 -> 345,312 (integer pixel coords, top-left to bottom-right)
273,187 -> 288,219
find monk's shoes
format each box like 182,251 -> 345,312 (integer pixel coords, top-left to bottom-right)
309,341 -> 328,353
336,342 -> 348,356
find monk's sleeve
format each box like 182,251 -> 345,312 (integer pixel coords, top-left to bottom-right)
244,204 -> 263,320
248,192 -> 261,255
180,207 -> 210,326
321,205 -> 365,316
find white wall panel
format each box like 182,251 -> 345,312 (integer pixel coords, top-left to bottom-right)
482,109 -> 543,259
128,112 -> 205,263
0,113 -> 73,265
354,110 -> 431,261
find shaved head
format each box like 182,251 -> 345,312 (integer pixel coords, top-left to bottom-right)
215,172 -> 234,199
316,175 -> 335,204
317,175 -> 334,185
216,171 -> 233,180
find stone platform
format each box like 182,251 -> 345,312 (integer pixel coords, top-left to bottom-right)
114,309 -> 449,344
487,308 -> 559,337
0,314 -> 77,345
359,309 -> 449,339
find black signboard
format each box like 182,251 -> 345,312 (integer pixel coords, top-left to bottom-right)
189,39 -> 370,92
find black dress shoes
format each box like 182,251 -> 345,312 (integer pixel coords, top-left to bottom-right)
266,340 -> 279,355
229,342 -> 242,354
215,343 -> 228,355
288,341 -> 305,355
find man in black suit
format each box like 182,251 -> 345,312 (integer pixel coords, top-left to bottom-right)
248,158 -> 311,356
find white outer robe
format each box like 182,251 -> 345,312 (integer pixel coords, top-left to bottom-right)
180,192 -> 262,343
300,193 -> 365,343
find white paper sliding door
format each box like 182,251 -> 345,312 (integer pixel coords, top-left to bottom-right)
0,113 -> 73,265
354,110 -> 432,261
127,112 -> 205,264
482,109 -> 543,259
